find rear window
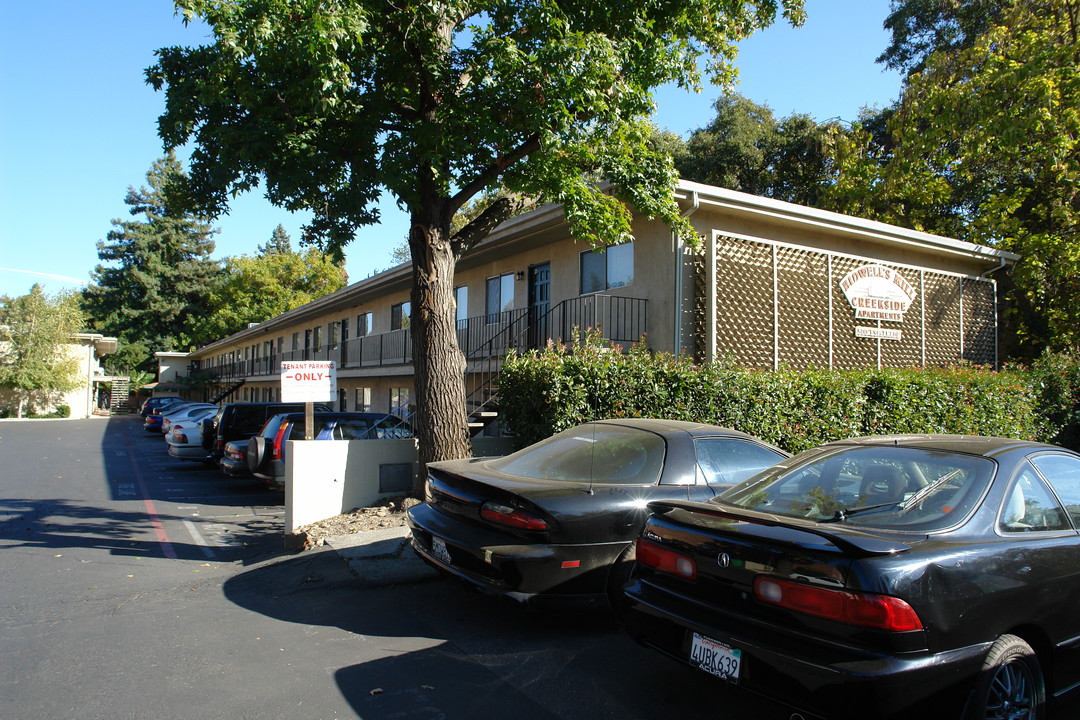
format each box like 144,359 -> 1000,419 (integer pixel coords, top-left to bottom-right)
717,445 -> 996,531
489,424 -> 665,485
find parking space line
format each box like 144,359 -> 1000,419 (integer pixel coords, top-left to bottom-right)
122,432 -> 177,560
182,519 -> 217,559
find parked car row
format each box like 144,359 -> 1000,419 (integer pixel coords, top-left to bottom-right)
142,398 -> 412,486
406,421 -> 1080,720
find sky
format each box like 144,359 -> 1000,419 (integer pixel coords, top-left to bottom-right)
0,0 -> 901,300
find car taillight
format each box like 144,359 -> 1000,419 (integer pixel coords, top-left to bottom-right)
273,422 -> 291,461
754,577 -> 923,632
480,501 -> 549,531
636,538 -> 697,580
173,424 -> 189,443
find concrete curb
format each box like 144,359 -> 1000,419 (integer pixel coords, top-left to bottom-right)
326,526 -> 440,586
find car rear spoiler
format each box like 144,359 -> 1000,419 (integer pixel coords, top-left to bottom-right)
647,500 -> 913,558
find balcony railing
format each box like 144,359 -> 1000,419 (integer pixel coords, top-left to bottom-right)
190,295 -> 647,381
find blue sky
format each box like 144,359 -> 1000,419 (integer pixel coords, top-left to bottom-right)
0,0 -> 900,300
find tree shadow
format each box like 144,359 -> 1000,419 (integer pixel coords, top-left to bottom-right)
0,496 -> 216,560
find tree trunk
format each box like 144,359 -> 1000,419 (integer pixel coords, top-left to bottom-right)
408,218 -> 470,493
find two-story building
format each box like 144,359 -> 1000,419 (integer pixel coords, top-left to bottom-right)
179,180 -> 1017,432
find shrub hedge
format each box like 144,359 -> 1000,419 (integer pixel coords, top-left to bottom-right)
498,333 -> 1060,453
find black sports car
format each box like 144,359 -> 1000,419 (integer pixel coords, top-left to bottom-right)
407,419 -> 786,609
624,434 -> 1080,720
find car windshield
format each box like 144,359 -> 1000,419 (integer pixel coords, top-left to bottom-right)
716,445 -> 996,531
488,424 -> 665,485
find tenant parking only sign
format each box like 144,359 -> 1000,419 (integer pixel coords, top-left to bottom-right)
280,360 -> 337,403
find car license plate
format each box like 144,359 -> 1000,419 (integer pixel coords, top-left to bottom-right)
690,633 -> 741,683
431,536 -> 452,565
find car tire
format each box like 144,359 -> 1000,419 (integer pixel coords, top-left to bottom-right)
247,436 -> 266,473
965,634 -> 1045,720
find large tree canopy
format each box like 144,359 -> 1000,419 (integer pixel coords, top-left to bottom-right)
197,226 -> 348,343
0,285 -> 85,417
149,0 -> 805,467
82,154 -> 222,370
827,0 -> 1080,358
675,93 -> 840,208
878,0 -> 1007,77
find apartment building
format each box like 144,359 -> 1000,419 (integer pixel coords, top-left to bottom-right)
181,180 -> 1017,429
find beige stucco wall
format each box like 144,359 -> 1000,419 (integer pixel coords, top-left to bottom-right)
185,182 -> 1013,396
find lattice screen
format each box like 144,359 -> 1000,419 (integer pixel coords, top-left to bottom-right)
714,237 -> 773,368
707,236 -> 998,369
963,279 -> 997,364
776,245 -> 830,367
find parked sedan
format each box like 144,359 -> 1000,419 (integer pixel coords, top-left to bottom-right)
624,434 -> 1080,720
160,403 -> 218,437
247,412 -> 413,490
139,396 -> 184,417
165,407 -> 218,461
407,419 -> 786,609
220,440 -> 251,477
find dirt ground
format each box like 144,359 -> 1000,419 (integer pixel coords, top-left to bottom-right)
295,496 -> 420,547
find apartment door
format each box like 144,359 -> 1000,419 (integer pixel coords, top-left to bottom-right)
528,262 -> 550,349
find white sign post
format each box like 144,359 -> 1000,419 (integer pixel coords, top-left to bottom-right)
280,361 -> 337,440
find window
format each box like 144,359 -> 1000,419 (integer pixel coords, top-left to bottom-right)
390,387 -> 412,417
304,329 -> 312,358
694,439 -> 785,487
313,326 -> 322,352
292,332 -> 300,351
490,424 -> 665,485
356,312 -> 372,337
1029,454 -> 1080,527
329,321 -> 339,350
486,273 -> 514,321
455,285 -> 468,325
1000,464 -> 1071,532
355,387 -> 372,412
580,242 -> 634,294
391,302 -> 411,330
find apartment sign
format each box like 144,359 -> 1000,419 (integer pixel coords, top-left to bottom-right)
840,264 -> 916,323
280,360 -> 337,402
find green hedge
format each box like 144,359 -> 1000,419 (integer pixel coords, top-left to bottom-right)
497,333 -> 1047,453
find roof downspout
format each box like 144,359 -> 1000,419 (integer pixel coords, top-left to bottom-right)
674,190 -> 700,356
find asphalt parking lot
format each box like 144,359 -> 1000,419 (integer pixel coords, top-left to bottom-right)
0,416 -> 795,720
4,415 -> 1079,720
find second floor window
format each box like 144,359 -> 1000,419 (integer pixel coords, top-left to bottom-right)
581,242 -> 633,294
391,301 -> 411,330
486,273 -> 514,321
357,312 -> 373,337
455,286 -> 468,325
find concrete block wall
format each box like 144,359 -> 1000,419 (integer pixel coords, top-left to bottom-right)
284,436 -> 516,533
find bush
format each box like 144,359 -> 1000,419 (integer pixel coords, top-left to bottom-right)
55,405 -> 71,418
498,332 -> 1044,453
1029,351 -> 1080,447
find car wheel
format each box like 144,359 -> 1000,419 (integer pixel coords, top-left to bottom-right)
965,634 -> 1045,720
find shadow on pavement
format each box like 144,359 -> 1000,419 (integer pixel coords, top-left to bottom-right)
222,551 -> 795,720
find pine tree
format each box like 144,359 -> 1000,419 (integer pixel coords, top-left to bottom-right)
83,154 -> 222,369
